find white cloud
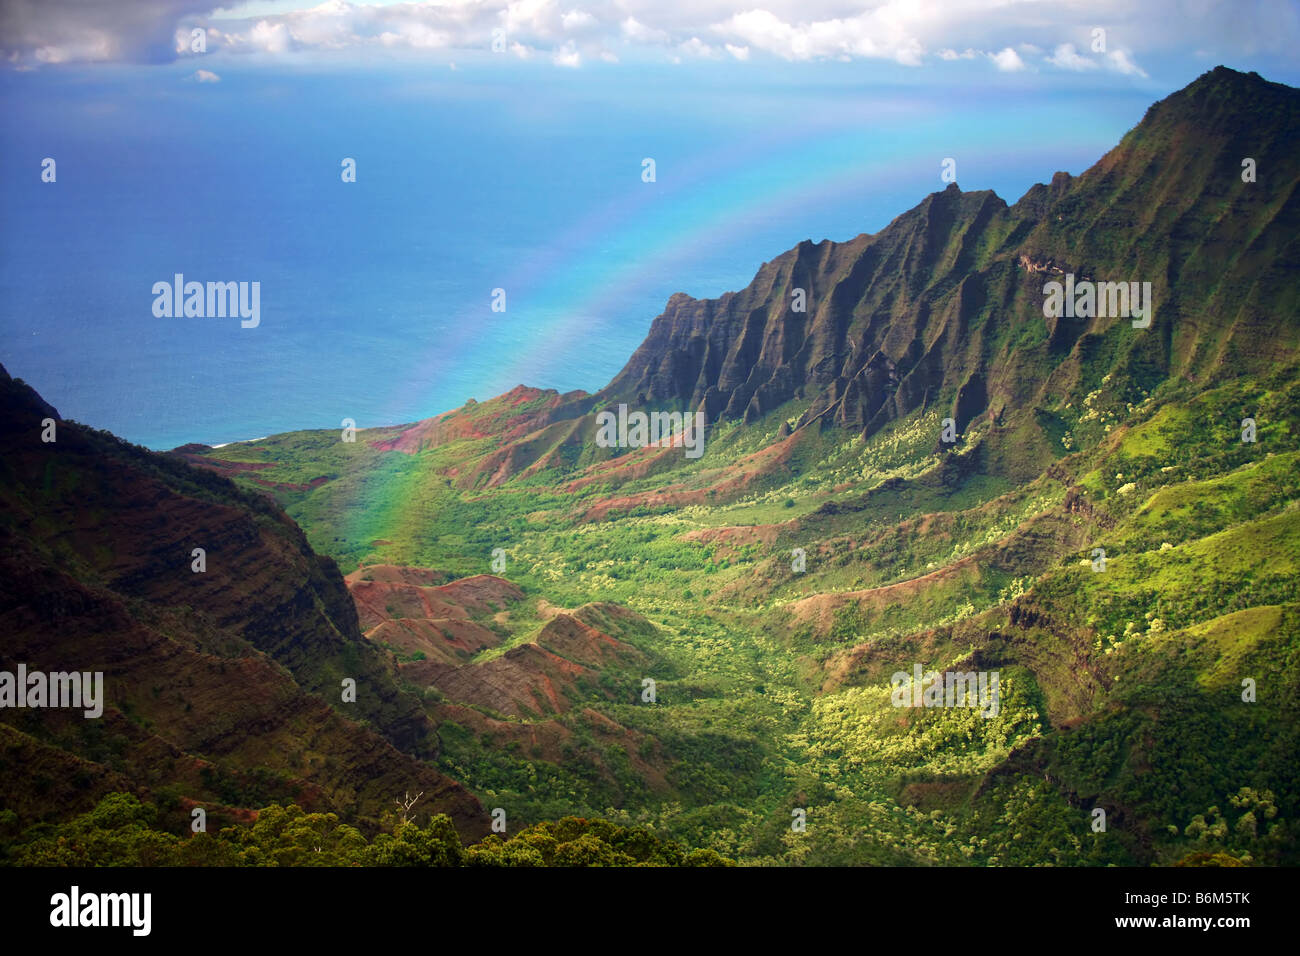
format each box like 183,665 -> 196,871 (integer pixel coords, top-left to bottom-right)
504,0 -> 564,39
31,33 -> 116,64
711,7 -> 925,65
678,36 -> 718,58
988,47 -> 1026,72
620,16 -> 671,46
1107,49 -> 1148,77
561,9 -> 597,32
379,24 -> 450,49
249,19 -> 291,53
714,10 -> 795,57
552,40 -> 580,67
0,0 -> 1281,76
192,67 -> 220,81
1047,42 -> 1098,70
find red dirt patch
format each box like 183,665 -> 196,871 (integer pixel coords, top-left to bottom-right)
787,555 -> 980,637
681,521 -> 792,559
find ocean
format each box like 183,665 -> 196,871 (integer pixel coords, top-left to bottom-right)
0,58 -> 1153,449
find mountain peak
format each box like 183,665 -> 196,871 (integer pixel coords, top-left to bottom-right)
589,67 -> 1299,461
1196,64 -> 1268,88
1133,64 -> 1297,141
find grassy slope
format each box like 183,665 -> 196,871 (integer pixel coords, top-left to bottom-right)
193,360 -> 1300,865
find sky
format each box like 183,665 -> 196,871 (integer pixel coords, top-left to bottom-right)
1,2 -> 1297,448
2,0 -> 1296,77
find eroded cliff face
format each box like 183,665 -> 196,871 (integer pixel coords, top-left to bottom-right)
597,67 -> 1299,457
598,186 -> 1005,433
0,367 -> 488,838
220,68 -> 1296,496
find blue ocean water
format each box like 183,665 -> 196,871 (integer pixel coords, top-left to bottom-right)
0,59 -> 1156,449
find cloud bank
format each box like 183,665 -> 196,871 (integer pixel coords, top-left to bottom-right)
2,0 -> 1294,73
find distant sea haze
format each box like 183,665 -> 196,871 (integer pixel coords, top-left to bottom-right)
0,65 -> 1146,449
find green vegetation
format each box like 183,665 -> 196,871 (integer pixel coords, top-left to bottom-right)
9,67 -> 1296,867
180,364 -> 1300,866
0,793 -> 732,868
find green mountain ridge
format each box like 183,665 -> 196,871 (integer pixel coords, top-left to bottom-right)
187,66 -> 1296,866
0,369 -> 489,841
3,66 -> 1298,866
